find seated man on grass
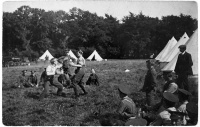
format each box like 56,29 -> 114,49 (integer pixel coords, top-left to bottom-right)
86,69 -> 100,86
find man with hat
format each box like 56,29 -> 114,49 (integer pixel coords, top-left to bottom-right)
39,58 -> 66,100
117,84 -> 137,121
162,71 -> 176,92
150,92 -> 179,126
175,44 -> 193,91
141,82 -> 179,123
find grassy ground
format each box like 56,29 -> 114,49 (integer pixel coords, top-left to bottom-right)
2,59 -> 162,126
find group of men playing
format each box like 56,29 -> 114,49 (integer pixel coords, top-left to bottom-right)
101,44 -> 197,126
17,49 -> 100,100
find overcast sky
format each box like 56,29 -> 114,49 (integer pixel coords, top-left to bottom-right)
2,0 -> 198,20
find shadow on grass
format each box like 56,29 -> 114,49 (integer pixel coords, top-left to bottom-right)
3,114 -> 20,126
27,109 -> 46,115
2,84 -> 19,91
24,91 -> 40,99
81,112 -> 100,124
51,92 -> 75,99
26,109 -> 53,126
82,112 -> 124,126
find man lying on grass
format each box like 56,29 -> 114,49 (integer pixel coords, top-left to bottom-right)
86,68 -> 100,86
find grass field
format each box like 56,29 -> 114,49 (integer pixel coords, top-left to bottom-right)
2,59 -> 162,126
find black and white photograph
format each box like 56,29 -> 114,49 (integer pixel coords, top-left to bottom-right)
2,0 -> 198,126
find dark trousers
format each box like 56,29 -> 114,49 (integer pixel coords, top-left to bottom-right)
72,67 -> 87,96
146,90 -> 156,106
23,82 -> 33,88
177,74 -> 189,90
58,74 -> 71,87
40,75 -> 63,98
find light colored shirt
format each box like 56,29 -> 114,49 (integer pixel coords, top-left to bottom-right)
164,82 -> 178,93
178,101 -> 189,125
46,64 -> 59,75
118,96 -> 137,118
178,101 -> 188,113
181,51 -> 186,55
159,107 -> 176,120
77,56 -> 85,66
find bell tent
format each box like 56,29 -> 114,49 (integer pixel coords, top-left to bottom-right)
155,36 -> 177,61
69,50 -> 77,60
159,32 -> 189,68
87,50 -> 103,61
39,50 -> 54,61
162,29 -> 198,75
161,32 -> 189,62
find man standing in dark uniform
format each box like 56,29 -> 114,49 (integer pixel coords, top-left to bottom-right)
174,45 -> 193,91
140,60 -> 157,106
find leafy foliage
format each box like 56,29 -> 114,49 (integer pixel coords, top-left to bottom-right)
3,6 -> 197,60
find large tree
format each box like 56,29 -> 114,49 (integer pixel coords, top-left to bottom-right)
3,6 -> 198,60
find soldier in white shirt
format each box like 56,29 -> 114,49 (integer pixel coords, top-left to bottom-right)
39,58 -> 65,100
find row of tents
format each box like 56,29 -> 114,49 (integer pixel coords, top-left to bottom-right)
155,29 -> 198,75
38,29 -> 198,75
38,49 -> 103,62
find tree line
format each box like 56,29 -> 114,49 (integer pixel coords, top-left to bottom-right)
3,6 -> 198,60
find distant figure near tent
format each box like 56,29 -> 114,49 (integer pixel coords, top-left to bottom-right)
45,55 -> 49,61
45,55 -> 49,63
87,50 -> 103,61
150,53 -> 154,59
38,50 -> 54,61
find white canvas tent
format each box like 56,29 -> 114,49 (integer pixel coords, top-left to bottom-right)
69,50 -> 77,60
87,50 -> 103,61
162,29 -> 198,75
155,37 -> 177,61
39,50 -> 54,60
161,32 -> 189,62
